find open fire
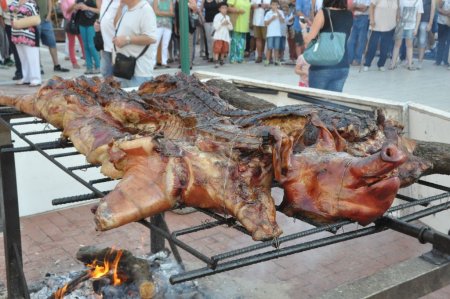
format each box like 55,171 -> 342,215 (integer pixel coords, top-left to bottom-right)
49,247 -> 154,299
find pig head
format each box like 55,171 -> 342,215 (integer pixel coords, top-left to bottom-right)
275,117 -> 407,225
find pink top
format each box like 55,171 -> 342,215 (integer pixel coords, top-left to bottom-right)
60,0 -> 76,20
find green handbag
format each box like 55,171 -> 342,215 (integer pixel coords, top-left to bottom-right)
303,8 -> 346,66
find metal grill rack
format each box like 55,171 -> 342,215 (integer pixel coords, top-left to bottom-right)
2,107 -> 450,298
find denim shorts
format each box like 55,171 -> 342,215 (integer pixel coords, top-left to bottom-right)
417,22 -> 428,48
395,28 -> 414,40
266,36 -> 281,50
38,19 -> 56,48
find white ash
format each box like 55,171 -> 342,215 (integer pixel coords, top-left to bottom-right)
29,250 -> 209,299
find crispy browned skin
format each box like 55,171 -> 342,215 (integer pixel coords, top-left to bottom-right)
0,75 -> 415,237
277,119 -> 407,225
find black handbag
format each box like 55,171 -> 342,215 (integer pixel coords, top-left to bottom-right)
113,9 -> 149,80
94,0 -> 114,51
188,11 -> 199,34
65,14 -> 79,35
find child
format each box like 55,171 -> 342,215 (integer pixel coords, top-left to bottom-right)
212,2 -> 233,68
294,20 -> 309,87
264,0 -> 285,66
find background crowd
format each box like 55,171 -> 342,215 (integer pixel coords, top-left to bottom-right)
0,0 -> 449,90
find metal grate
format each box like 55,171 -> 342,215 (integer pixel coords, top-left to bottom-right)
1,108 -> 450,291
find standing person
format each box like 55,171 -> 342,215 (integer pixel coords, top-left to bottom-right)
389,0 -> 423,70
36,0 -> 70,72
294,0 -> 312,56
1,0 -> 22,79
251,0 -> 271,63
435,0 -> 450,66
9,0 -> 41,86
201,0 -> 220,62
228,0 -> 251,63
363,0 -> 398,71
303,0 -> 353,92
264,0 -> 284,66
75,0 -> 100,74
113,0 -> 157,87
212,2 -> 232,67
416,0 -> 435,69
96,0 -> 120,77
60,0 -> 86,69
154,0 -> 174,68
347,0 -> 370,66
286,1 -> 297,62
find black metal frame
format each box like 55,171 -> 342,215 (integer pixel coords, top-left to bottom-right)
2,108 -> 450,297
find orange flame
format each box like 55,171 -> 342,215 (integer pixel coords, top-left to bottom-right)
54,284 -> 68,299
87,248 -> 124,285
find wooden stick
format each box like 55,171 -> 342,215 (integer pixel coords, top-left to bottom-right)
47,270 -> 91,299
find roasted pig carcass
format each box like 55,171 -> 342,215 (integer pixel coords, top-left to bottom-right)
0,74 -> 444,238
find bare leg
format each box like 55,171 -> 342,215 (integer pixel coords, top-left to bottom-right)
49,47 -> 59,66
405,39 -> 414,68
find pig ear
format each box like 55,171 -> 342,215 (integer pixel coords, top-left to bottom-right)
269,128 -> 293,182
310,115 -> 336,152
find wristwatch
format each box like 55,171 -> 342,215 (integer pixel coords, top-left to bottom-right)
126,36 -> 131,45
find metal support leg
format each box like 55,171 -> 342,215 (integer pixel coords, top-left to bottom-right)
0,117 -> 29,298
150,213 -> 166,253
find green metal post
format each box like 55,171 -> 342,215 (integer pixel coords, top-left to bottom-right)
179,0 -> 190,75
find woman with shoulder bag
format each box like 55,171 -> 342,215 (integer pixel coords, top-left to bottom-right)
61,0 -> 85,69
436,0 -> 450,66
75,0 -> 100,74
9,0 -> 41,86
302,0 -> 353,92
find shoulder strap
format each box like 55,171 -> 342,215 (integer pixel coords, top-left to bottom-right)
324,8 -> 334,34
99,0 -> 114,22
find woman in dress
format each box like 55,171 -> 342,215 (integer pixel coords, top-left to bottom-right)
9,0 -> 41,86
154,0 -> 174,68
227,0 -> 251,63
303,0 -> 353,92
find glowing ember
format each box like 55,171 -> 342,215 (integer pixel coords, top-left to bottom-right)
53,284 -> 68,299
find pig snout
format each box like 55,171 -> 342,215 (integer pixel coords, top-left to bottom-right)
380,144 -> 406,164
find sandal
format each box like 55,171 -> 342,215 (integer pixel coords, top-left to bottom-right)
388,65 -> 397,70
407,66 -> 416,71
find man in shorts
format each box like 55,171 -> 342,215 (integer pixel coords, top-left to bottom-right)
294,0 -> 312,56
36,0 -> 70,73
251,0 -> 271,63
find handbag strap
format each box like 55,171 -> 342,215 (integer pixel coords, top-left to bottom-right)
114,6 -> 150,59
99,0 -> 113,22
324,8 -> 334,36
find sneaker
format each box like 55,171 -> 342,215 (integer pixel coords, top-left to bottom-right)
274,60 -> 281,66
214,63 -> 219,68
54,65 -> 70,72
219,59 -> 224,66
12,74 -> 23,80
363,66 -> 369,72
378,66 -> 386,72
84,69 -> 94,75
264,60 -> 270,66
92,68 -> 101,74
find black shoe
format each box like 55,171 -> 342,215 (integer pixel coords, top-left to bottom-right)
41,69 -> 44,75
54,65 -> 70,72
12,74 -> 23,80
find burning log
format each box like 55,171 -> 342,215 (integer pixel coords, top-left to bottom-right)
48,270 -> 91,299
76,246 -> 155,299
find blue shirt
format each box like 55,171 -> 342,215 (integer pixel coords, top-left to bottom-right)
293,0 -> 312,32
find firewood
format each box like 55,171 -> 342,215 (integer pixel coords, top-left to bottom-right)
47,270 -> 91,299
76,246 -> 155,299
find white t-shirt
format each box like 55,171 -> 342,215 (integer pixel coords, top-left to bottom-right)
438,0 -> 450,25
353,0 -> 371,15
115,1 -> 157,77
399,0 -> 424,30
251,0 -> 271,26
371,0 -> 398,31
213,13 -> 233,42
100,0 -> 121,53
264,9 -> 284,37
